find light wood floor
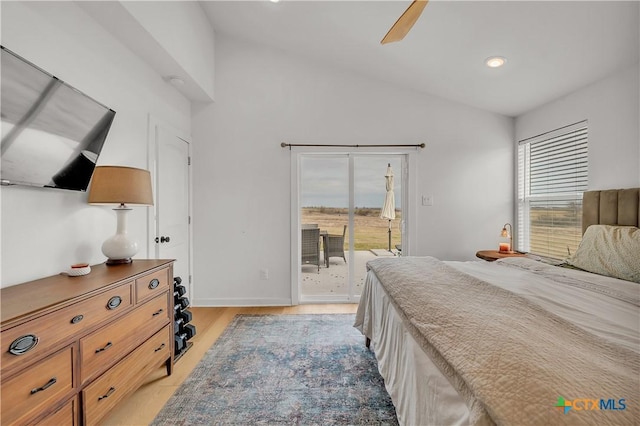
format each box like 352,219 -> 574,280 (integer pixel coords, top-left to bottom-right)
101,305 -> 358,425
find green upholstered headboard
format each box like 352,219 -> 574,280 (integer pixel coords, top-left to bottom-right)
582,188 -> 640,234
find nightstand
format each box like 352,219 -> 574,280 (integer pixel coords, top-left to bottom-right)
476,250 -> 527,262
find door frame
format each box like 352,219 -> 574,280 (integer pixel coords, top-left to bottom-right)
147,114 -> 194,298
290,147 -> 417,305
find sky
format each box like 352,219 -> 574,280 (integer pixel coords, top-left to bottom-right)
301,155 -> 402,208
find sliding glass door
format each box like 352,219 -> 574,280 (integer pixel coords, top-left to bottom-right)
298,153 -> 405,303
353,156 -> 402,295
300,155 -> 350,300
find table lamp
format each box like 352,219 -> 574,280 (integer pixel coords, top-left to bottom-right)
500,223 -> 514,253
88,166 -> 153,265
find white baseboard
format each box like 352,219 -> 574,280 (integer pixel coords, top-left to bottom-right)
193,297 -> 293,307
299,295 -> 360,304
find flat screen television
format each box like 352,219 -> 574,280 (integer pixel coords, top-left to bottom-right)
1,45 -> 116,191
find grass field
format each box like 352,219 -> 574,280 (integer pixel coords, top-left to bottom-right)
301,206 -> 581,257
302,207 -> 402,251
529,206 -> 582,259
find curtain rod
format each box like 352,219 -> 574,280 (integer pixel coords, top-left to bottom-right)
280,142 -> 425,149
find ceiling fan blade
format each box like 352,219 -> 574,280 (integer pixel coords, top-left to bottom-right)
381,0 -> 429,45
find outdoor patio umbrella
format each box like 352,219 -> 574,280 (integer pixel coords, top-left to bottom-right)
380,163 -> 396,253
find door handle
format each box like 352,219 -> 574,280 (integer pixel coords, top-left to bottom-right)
161,236 -> 170,243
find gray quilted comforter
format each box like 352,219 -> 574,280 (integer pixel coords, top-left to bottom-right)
366,256 -> 639,425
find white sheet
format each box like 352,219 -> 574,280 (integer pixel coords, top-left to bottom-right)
451,258 -> 639,352
355,257 -> 640,426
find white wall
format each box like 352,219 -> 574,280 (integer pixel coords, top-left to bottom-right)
191,37 -> 514,306
0,2 -> 191,287
119,1 -> 216,100
516,64 -> 640,189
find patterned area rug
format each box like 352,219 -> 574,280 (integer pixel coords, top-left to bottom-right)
152,314 -> 397,425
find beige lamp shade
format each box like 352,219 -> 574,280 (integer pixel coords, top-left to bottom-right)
88,166 -> 153,206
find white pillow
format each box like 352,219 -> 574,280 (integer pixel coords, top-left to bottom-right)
566,225 -> 640,283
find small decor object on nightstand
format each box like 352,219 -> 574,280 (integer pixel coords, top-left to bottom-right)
500,223 -> 514,253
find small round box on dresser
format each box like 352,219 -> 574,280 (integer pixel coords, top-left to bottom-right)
65,264 -> 91,276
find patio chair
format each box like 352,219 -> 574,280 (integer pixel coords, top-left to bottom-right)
301,228 -> 321,272
324,225 -> 347,267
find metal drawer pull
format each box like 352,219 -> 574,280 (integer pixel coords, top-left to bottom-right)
30,377 -> 57,394
8,334 -> 38,355
98,387 -> 116,401
107,296 -> 122,310
95,342 -> 113,353
152,309 -> 164,317
71,314 -> 84,324
154,343 -> 166,352
148,278 -> 160,289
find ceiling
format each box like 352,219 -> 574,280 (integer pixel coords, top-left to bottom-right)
201,1 -> 639,117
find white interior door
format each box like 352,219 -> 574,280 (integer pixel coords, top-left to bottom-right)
154,125 -> 191,294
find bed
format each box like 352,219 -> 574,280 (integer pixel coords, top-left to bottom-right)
354,188 -> 639,425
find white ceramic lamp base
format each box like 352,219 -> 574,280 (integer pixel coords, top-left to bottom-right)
102,206 -> 138,265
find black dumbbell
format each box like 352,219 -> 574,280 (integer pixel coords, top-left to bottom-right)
175,297 -> 190,310
174,334 -> 187,353
174,276 -> 182,285
173,302 -> 183,315
173,285 -> 186,299
174,317 -> 189,333
174,324 -> 196,353
175,309 -> 192,323
183,323 -> 196,340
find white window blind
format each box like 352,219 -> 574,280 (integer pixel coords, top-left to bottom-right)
517,121 -> 588,259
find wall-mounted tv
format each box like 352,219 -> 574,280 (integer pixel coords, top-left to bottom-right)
1,45 -> 116,191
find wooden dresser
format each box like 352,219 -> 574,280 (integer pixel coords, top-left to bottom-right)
0,260 -> 174,426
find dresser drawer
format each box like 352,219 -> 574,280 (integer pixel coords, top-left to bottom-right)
82,325 -> 171,425
1,345 -> 74,425
1,283 -> 132,373
35,396 -> 77,426
135,267 -> 170,303
80,291 -> 170,384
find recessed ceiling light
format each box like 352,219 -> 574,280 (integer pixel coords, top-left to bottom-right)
485,56 -> 506,68
270,0 -> 280,3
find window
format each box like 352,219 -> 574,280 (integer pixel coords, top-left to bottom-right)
517,121 -> 588,259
